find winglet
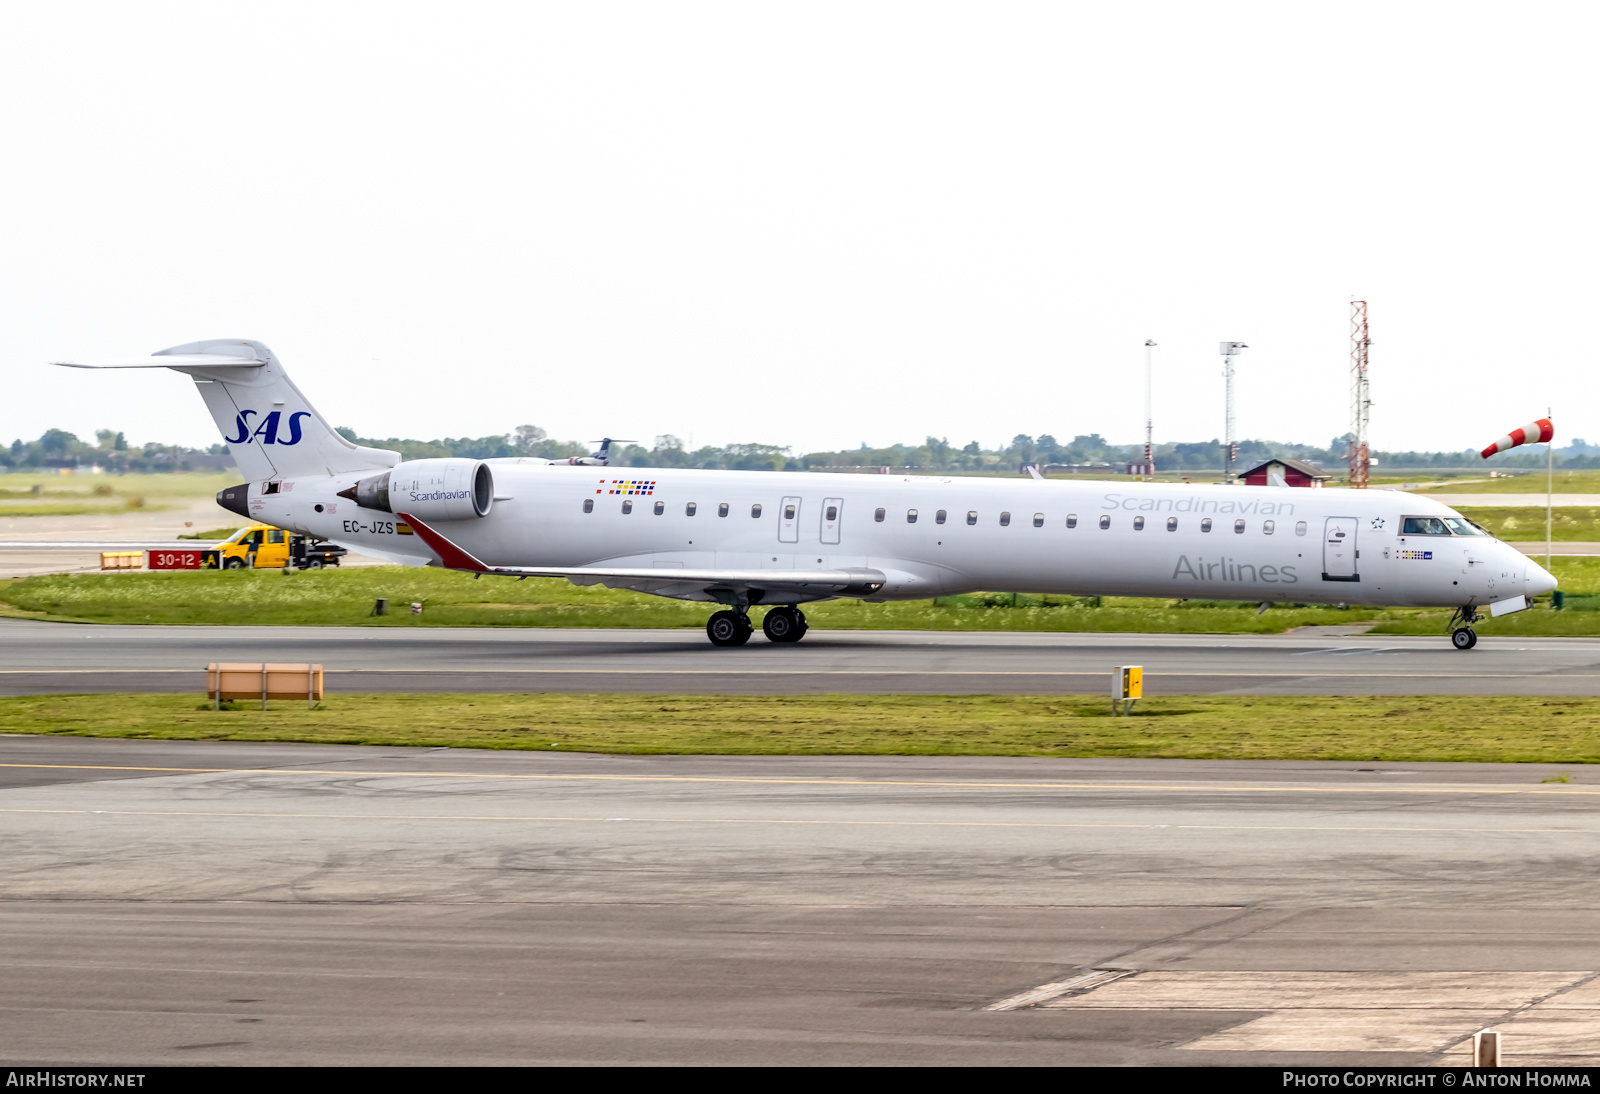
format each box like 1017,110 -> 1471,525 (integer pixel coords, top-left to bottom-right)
397,513 -> 490,572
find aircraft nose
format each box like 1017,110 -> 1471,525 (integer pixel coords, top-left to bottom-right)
1525,557 -> 1558,596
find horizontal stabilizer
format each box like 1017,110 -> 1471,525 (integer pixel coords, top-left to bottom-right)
53,355 -> 266,370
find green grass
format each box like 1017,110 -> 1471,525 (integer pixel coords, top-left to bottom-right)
4,692 -> 1599,763
5,559 -> 1600,634
0,471 -> 234,500
1453,507 -> 1600,541
0,502 -> 167,518
1417,471 -> 1600,494
0,566 -> 1404,632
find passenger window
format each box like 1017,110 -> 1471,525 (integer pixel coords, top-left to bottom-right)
751,504 -> 762,518
935,510 -> 946,524
907,509 -> 918,523
1133,516 -> 1144,531
1234,519 -> 1245,533
1166,517 -> 1177,531
966,511 -> 977,525
999,512 -> 1011,527
267,530 -> 285,544
1401,516 -> 1450,535
718,503 -> 729,517
1201,518 -> 1213,533
784,504 -> 796,519
1098,515 -> 1110,530
826,505 -> 838,520
654,501 -> 664,516
686,502 -> 697,516
1263,519 -> 1274,535
1295,521 -> 1307,536
1066,514 -> 1077,528
875,508 -> 886,522
249,531 -> 264,545
583,498 -> 594,514
622,500 -> 633,515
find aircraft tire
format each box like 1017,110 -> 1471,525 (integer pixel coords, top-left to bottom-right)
762,607 -> 805,643
707,610 -> 753,647
1451,627 -> 1477,650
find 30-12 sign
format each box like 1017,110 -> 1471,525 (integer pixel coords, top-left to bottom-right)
148,550 -> 203,570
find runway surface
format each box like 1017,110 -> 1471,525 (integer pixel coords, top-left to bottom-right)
2,736 -> 1597,1066
3,617 -> 1600,695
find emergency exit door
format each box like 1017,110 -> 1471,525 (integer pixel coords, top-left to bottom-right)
1322,516 -> 1359,582
820,498 -> 843,545
779,497 -> 801,543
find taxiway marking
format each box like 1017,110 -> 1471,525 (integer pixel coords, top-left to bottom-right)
0,763 -> 1593,795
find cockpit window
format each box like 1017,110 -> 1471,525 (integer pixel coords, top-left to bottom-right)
1401,516 -> 1451,535
1443,517 -> 1483,536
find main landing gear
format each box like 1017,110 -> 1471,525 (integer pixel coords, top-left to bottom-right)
761,606 -> 808,644
1448,605 -> 1481,650
705,607 -> 809,647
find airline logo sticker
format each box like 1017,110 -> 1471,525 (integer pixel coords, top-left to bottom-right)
1398,550 -> 1433,560
224,410 -> 312,446
599,479 -> 656,496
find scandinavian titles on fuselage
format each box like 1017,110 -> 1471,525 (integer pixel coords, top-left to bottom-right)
1102,491 -> 1295,515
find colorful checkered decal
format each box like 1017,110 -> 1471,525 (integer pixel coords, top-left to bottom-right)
1398,550 -> 1432,560
598,478 -> 657,496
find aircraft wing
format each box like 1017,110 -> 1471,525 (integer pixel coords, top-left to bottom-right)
399,513 -> 886,596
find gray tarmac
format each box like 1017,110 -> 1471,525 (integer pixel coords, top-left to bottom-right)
3,617 -> 1600,695
2,736 -> 1599,1066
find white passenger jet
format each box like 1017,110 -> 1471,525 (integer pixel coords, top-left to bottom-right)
58,340 -> 1555,649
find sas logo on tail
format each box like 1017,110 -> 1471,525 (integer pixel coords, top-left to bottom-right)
225,410 -> 312,446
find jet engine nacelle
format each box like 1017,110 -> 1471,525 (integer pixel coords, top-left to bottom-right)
340,458 -> 494,521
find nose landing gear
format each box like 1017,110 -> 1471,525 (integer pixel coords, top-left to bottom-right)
1447,605 -> 1481,650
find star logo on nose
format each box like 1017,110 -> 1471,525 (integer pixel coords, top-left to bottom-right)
1370,517 -> 1386,529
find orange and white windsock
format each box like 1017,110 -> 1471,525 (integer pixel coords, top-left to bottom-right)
1481,418 -> 1554,459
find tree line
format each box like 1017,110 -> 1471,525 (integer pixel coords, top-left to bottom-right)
7,424 -> 1598,475
0,429 -> 231,473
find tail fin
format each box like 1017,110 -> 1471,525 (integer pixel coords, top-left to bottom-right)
55,339 -> 398,481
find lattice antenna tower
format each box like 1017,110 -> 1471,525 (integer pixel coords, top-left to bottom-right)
1143,340 -> 1157,476
1349,301 -> 1371,488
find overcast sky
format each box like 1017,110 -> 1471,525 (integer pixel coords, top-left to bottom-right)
1,2 -> 1593,457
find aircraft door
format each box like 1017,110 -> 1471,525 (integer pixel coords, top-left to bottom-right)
820,498 -> 843,545
1322,516 -> 1359,582
779,497 -> 801,543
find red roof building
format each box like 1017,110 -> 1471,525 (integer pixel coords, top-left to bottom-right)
1239,457 -> 1331,488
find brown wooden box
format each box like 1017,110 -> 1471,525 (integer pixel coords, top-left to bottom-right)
206,663 -> 324,708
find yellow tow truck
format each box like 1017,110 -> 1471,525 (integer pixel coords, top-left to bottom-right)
202,523 -> 348,570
